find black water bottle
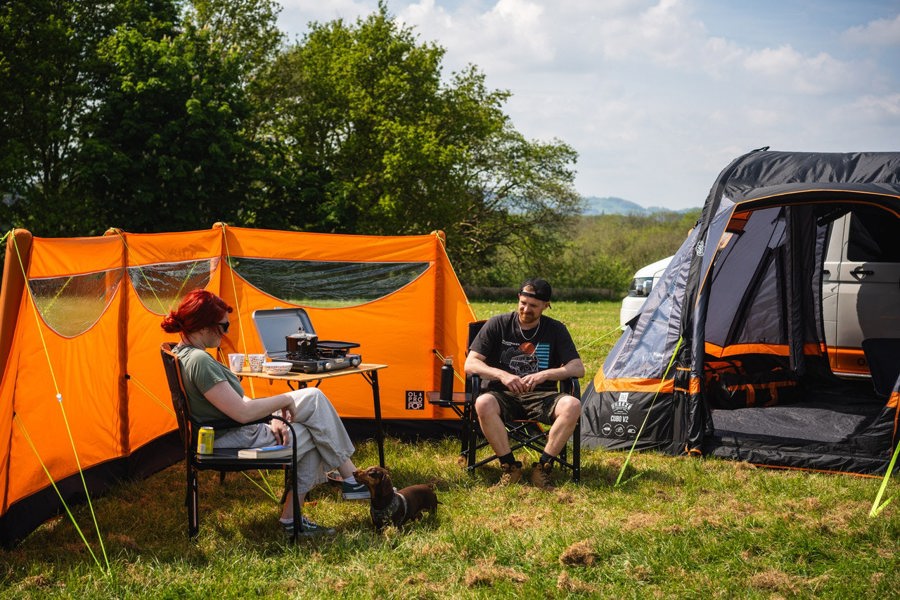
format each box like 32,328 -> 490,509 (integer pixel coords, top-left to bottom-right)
440,357 -> 454,403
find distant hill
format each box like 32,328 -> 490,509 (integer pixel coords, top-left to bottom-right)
582,196 -> 695,216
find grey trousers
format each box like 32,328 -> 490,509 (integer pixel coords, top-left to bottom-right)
215,388 -> 355,496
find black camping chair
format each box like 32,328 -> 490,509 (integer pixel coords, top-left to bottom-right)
160,342 -> 303,542
431,321 -> 581,482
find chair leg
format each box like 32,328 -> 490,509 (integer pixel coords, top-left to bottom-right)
187,466 -> 199,538
458,404 -> 469,463
289,467 -> 301,544
572,419 -> 581,483
465,403 -> 477,470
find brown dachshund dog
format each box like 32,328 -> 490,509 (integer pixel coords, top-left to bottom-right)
353,466 -> 439,529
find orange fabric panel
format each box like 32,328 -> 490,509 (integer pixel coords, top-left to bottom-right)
28,235 -> 124,276
2,290 -> 125,507
705,341 -> 825,358
213,233 -> 474,419
119,229 -> 223,266
221,225 -> 441,262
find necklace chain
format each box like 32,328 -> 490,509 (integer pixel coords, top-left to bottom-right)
517,318 -> 540,341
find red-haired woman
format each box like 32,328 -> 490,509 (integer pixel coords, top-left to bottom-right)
162,289 -> 368,537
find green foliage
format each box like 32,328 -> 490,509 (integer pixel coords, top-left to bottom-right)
248,3 -> 580,284
0,0 -> 128,235
74,0 -> 282,234
2,405 -> 897,596
481,209 -> 701,292
0,0 -> 681,291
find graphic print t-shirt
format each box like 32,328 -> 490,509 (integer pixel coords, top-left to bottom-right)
469,311 -> 580,392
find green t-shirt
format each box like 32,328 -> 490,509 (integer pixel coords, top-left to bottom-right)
173,345 -> 245,425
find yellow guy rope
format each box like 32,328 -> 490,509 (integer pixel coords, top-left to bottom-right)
10,233 -> 110,570
869,439 -> 899,517
13,416 -> 103,568
220,224 -> 258,397
615,336 -> 684,487
125,374 -> 175,417
431,348 -> 466,385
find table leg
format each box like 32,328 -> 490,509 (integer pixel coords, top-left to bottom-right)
362,370 -> 385,467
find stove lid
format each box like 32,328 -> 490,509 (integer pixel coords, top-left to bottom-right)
251,308 -> 317,355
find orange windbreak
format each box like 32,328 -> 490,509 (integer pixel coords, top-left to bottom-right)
0,226 -> 475,518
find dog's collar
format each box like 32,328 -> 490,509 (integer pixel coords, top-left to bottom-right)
371,490 -> 407,526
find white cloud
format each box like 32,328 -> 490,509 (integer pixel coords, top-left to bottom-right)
277,1 -> 900,209
852,93 -> 900,118
843,13 -> 900,46
742,45 -> 860,94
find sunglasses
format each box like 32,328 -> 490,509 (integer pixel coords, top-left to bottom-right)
217,321 -> 230,334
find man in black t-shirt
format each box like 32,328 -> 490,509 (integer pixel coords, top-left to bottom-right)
465,278 -> 585,489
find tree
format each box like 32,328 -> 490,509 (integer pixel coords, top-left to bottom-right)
75,0 -> 284,233
0,0 -> 284,236
251,3 -> 580,283
0,0 -> 133,235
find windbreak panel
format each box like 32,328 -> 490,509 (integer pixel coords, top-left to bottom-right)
230,258 -> 430,307
29,269 -> 123,337
128,258 -> 220,315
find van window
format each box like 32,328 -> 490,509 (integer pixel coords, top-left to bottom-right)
847,207 -> 900,262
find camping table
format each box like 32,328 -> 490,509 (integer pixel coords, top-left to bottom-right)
238,363 -> 387,467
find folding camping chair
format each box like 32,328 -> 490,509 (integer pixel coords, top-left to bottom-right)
432,321 -> 581,482
159,342 -> 303,542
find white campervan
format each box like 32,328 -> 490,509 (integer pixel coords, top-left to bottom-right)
619,256 -> 673,327
621,210 -> 900,377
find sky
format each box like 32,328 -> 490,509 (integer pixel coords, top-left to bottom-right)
275,0 -> 900,210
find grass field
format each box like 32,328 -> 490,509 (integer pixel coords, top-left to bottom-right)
1,301 -> 897,599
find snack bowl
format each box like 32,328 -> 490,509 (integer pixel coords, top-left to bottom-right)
263,361 -> 293,376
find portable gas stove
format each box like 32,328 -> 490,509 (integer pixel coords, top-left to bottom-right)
252,308 -> 362,374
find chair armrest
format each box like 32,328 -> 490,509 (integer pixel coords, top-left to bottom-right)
466,373 -> 482,406
189,415 -> 295,447
268,414 -> 298,447
560,377 -> 581,398
468,374 -> 581,400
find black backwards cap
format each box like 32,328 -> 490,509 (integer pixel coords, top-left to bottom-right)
518,278 -> 552,302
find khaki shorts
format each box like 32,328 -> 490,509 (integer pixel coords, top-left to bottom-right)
484,390 -> 566,425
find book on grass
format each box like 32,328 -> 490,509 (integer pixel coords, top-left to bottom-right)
237,444 -> 292,459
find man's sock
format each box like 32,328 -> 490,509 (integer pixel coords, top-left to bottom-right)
499,452 -> 517,466
343,475 -> 358,485
539,452 -> 554,467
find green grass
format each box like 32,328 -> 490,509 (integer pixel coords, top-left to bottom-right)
1,302 -> 897,599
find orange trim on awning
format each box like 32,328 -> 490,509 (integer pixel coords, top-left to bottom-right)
727,211 -> 751,233
593,366 -> 674,393
705,341 -> 825,358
